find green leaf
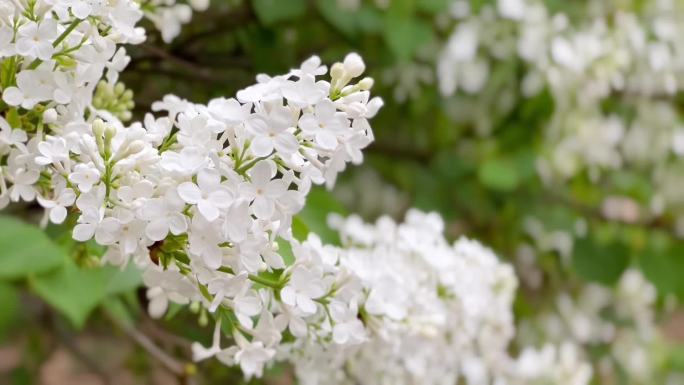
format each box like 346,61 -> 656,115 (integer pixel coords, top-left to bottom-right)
383,15 -> 433,60
478,158 -> 520,191
638,240 -> 684,299
668,344 -> 684,372
291,216 -> 310,241
105,263 -> 143,296
164,303 -> 183,321
278,238 -> 295,266
298,187 -> 346,244
102,297 -> 135,328
0,215 -> 68,280
0,282 -> 20,342
356,6 -> 384,33
32,261 -> 142,329
316,0 -> 358,37
315,0 -> 384,37
5,108 -> 20,128
416,0 -> 450,13
252,0 -> 306,25
572,236 -> 629,285
31,261 -> 107,328
0,56 -> 17,89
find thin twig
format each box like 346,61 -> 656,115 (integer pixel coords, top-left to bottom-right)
104,310 -> 193,380
125,64 -> 248,84
171,5 -> 255,49
137,43 -> 215,81
141,317 -> 193,350
50,314 -> 111,385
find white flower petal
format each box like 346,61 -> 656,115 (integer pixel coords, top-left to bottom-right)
177,182 -> 202,204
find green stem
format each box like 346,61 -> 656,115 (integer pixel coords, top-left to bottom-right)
235,153 -> 273,175
103,161 -> 114,201
53,19 -> 84,48
247,273 -> 283,289
28,18 -> 83,70
217,266 -> 285,289
159,131 -> 177,153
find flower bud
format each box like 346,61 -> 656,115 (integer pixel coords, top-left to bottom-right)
127,140 -> 146,155
190,0 -> 210,11
177,5 -> 193,23
121,111 -> 132,121
43,108 -> 58,124
198,309 -> 208,327
122,89 -> 134,101
114,139 -> 146,162
114,82 -> 125,96
343,53 -> 365,78
92,118 -> 106,137
340,85 -> 354,95
357,77 -> 374,90
96,81 -> 107,93
330,62 -> 345,81
104,122 -> 117,140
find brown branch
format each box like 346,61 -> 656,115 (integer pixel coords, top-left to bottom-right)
540,190 -> 674,231
123,65 -> 248,87
141,316 -> 193,350
136,43 -> 216,81
171,5 -> 256,49
367,141 -> 432,162
104,310 -> 195,382
50,313 -> 112,385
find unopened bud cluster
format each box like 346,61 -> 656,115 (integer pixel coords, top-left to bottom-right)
93,81 -> 135,122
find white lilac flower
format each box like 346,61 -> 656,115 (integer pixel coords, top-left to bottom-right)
280,265 -> 328,315
15,20 -> 58,61
0,48 -> 380,381
239,161 -> 287,220
138,190 -> 188,241
298,99 -> 347,150
245,107 -> 299,158
177,169 -> 233,222
37,186 -> 76,225
69,163 -> 100,193
280,210 -> 520,385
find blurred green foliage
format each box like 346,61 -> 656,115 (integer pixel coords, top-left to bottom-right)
2,0 -> 684,384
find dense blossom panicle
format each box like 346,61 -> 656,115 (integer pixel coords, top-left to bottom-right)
2,42 -> 381,376
514,267 -> 662,384
284,210 -> 595,385
0,0 -> 393,378
284,210 -> 518,385
0,0 -> 207,135
433,0 -> 684,213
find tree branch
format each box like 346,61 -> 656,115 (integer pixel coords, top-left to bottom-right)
104,310 -> 196,383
